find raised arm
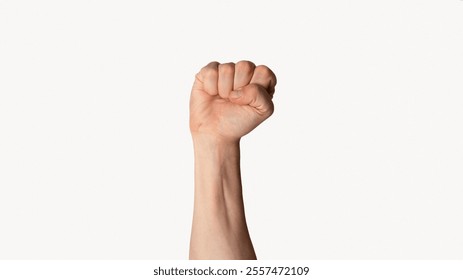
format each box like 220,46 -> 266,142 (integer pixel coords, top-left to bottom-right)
189,61 -> 277,260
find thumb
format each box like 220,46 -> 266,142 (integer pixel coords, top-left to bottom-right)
229,84 -> 274,117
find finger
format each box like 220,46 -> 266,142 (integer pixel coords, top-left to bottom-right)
229,84 -> 274,118
233,60 -> 255,90
249,65 -> 277,96
218,62 -> 235,99
196,61 -> 219,95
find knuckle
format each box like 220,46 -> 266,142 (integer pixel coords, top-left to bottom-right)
255,65 -> 274,77
219,63 -> 235,74
202,66 -> 218,80
236,60 -> 256,74
201,61 -> 219,73
255,65 -> 277,89
205,61 -> 220,68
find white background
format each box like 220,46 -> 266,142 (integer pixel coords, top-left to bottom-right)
0,0 -> 462,259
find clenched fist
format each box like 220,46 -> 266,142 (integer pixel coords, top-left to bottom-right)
190,61 -> 277,141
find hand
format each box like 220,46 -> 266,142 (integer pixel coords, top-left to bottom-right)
190,61 -> 277,142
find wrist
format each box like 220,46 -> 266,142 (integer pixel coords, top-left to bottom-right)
191,132 -> 240,148
192,132 -> 241,193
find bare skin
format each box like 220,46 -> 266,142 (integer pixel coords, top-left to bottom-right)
189,61 -> 277,260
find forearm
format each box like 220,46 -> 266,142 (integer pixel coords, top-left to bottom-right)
189,134 -> 256,260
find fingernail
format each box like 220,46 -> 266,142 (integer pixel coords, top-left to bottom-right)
230,90 -> 241,98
